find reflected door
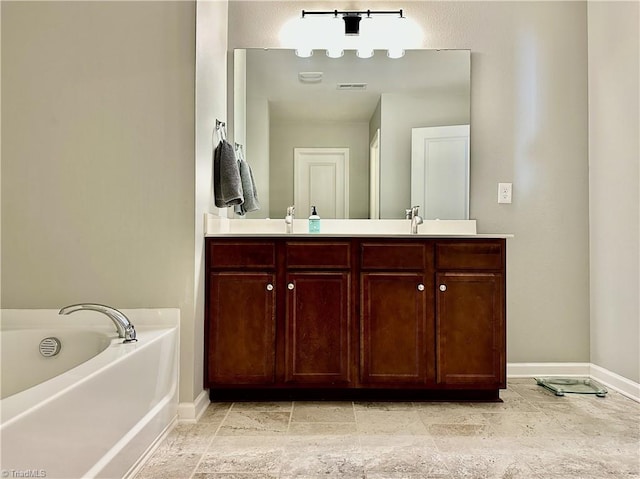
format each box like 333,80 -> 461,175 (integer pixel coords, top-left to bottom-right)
411,125 -> 469,220
294,148 -> 349,219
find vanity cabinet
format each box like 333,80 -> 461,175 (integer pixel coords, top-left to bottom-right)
206,241 -> 277,386
359,242 -> 434,386
284,242 -> 353,385
435,242 -> 506,387
205,237 -> 506,400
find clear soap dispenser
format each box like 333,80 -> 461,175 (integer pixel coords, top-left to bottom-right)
308,205 -> 320,233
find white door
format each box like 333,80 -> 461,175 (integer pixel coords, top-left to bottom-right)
294,148 -> 349,219
411,125 -> 469,220
369,129 -> 380,219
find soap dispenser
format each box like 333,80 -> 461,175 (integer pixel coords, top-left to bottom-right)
308,206 -> 320,233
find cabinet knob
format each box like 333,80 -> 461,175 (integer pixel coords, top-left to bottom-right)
439,284 -> 447,292
417,284 -> 425,291
288,283 -> 295,290
266,284 -> 274,291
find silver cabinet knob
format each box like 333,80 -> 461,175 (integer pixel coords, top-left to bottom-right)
439,284 -> 447,292
288,283 -> 295,290
266,284 -> 274,291
417,284 -> 425,291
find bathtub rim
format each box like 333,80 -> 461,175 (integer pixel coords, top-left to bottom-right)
0,308 -> 180,427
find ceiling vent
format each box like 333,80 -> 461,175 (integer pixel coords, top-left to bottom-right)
337,83 -> 367,91
298,72 -> 323,83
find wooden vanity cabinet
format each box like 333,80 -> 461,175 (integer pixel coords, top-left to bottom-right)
359,242 -> 435,386
435,241 -> 506,389
206,241 -> 277,386
283,242 -> 353,386
205,237 -> 507,399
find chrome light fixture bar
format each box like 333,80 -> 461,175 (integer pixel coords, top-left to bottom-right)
280,8 -> 422,59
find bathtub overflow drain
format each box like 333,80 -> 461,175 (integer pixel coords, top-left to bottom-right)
39,337 -> 62,357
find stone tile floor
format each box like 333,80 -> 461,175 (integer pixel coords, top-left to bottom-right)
134,379 -> 640,478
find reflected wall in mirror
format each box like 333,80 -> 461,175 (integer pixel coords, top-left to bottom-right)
232,48 -> 470,220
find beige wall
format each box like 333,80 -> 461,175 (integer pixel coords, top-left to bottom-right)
1,1 -> 199,400
229,1 -> 591,364
588,1 -> 640,383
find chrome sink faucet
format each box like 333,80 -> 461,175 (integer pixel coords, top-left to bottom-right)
59,303 -> 138,343
407,205 -> 423,234
285,205 -> 295,233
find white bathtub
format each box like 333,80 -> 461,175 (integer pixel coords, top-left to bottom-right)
0,308 -> 179,479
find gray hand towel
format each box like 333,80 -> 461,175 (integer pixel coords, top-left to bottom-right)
214,139 -> 244,207
234,159 -> 260,216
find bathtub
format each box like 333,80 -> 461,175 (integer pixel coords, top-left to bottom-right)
0,308 -> 179,479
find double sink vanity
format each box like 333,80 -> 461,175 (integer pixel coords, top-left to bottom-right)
205,217 -> 510,401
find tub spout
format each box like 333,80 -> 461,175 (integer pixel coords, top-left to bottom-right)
59,303 -> 137,343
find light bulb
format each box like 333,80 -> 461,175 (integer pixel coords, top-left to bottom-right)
326,48 -> 344,58
356,48 -> 374,59
295,48 -> 313,58
387,48 -> 405,59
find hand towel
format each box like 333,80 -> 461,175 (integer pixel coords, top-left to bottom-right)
234,159 -> 260,216
214,139 -> 244,207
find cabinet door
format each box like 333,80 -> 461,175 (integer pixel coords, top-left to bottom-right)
361,273 -> 429,385
436,272 -> 505,386
207,272 -> 276,385
285,272 -> 351,384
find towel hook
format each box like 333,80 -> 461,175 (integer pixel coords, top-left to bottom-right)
215,119 -> 227,142
234,142 -> 245,160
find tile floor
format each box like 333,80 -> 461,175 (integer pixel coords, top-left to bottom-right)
134,379 -> 640,479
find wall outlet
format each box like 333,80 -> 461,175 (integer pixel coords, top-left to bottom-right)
498,183 -> 512,204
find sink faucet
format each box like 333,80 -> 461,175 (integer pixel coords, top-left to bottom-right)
59,303 -> 138,343
285,205 -> 295,233
408,205 -> 423,234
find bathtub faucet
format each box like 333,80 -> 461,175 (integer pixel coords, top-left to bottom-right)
59,303 -> 138,343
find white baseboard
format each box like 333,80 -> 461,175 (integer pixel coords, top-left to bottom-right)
177,389 -> 210,423
590,363 -> 640,402
507,362 -> 591,378
507,362 -> 639,402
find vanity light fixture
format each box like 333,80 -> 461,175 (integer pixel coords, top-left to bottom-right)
279,9 -> 423,59
301,9 -> 404,36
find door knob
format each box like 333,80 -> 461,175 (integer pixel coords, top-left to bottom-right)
266,284 -> 274,291
439,284 -> 447,292
288,283 -> 295,290
417,284 -> 425,291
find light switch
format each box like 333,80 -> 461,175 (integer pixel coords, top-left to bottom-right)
498,183 -> 512,204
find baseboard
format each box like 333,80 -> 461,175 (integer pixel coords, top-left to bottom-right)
590,363 -> 640,402
177,389 -> 210,423
507,362 -> 591,378
507,362 -> 639,402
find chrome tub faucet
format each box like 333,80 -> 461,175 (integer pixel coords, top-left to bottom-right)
59,303 -> 138,343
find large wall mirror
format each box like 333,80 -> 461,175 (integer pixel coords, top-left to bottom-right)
232,48 -> 470,220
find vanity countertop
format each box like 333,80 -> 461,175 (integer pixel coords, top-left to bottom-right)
205,215 -> 513,239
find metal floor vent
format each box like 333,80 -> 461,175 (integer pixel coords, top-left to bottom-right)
39,337 -> 62,357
